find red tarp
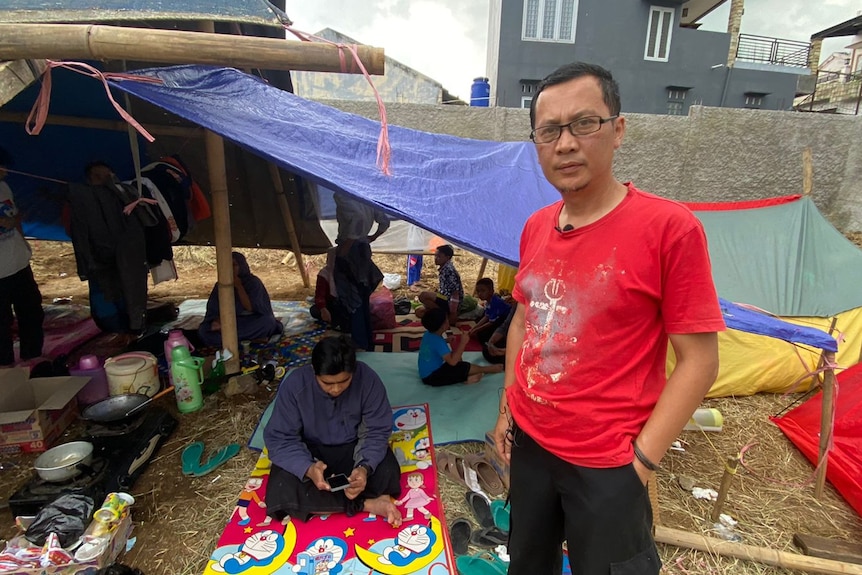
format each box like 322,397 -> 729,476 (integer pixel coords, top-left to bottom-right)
772,362 -> 862,517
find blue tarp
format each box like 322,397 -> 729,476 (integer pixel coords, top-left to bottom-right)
0,1 -> 281,25
109,65 -> 560,268
720,298 -> 837,352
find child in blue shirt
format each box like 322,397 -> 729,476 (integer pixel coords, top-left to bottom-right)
468,278 -> 512,345
417,307 -> 503,387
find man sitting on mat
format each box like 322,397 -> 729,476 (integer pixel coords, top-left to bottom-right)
264,335 -> 403,526
416,245 -> 463,325
418,307 -> 503,386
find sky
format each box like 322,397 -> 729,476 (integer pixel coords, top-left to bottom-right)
285,0 -> 860,100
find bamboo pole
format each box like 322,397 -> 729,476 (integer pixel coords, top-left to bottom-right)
710,454 -> 740,522
0,24 -> 385,75
476,257 -> 488,286
199,21 -> 239,374
654,525 -> 862,575
815,351 -> 837,499
0,111 -> 202,138
803,147 -> 813,196
268,163 -> 310,289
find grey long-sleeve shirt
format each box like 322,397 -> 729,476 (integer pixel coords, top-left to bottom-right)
264,361 -> 393,481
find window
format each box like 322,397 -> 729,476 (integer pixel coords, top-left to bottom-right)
521,96 -> 533,108
644,6 -> 674,62
744,94 -> 763,108
523,0 -> 578,43
666,87 -> 688,115
521,80 -> 539,95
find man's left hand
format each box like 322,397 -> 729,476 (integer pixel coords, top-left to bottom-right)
632,457 -> 654,486
344,466 -> 368,500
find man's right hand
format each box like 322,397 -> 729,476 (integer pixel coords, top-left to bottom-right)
320,308 -> 332,324
492,413 -> 512,464
305,461 -> 330,491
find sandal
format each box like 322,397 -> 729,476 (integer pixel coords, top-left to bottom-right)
448,517 -> 472,556
470,526 -> 509,548
437,451 -> 481,492
455,552 -> 508,575
182,442 -> 241,477
463,453 -> 505,497
490,499 -> 510,533
465,491 -> 495,529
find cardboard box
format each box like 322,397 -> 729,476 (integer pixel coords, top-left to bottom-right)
484,430 -> 511,489
0,368 -> 90,454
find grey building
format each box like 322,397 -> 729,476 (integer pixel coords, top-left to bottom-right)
486,0 -> 815,114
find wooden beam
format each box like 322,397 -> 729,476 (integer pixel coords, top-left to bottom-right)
476,257 -> 488,287
268,163 -> 310,289
655,525 -> 862,575
815,351 -> 837,499
0,111 -> 202,138
0,24 -> 385,75
793,533 -> 862,565
0,59 -> 45,107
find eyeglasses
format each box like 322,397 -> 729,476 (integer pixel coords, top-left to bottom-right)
530,115 -> 619,144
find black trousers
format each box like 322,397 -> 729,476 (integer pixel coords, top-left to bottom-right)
507,424 -> 660,575
265,441 -> 402,523
0,265 -> 44,365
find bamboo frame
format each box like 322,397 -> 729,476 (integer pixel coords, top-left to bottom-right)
655,526 -> 862,575
0,111 -> 202,138
815,351 -> 837,499
268,163 -> 310,289
0,24 -> 385,75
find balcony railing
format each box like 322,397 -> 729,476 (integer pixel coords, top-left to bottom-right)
736,34 -> 811,68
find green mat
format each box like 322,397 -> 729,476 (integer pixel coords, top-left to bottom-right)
248,351 -> 503,450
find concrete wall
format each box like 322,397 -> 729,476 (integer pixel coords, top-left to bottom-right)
318,99 -> 862,231
490,0 -> 803,114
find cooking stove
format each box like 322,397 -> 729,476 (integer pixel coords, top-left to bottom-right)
8,408 -> 177,517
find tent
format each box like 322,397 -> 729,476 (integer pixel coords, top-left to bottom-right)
5,64 -> 853,398
672,196 -> 862,397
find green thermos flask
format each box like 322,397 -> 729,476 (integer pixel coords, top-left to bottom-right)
170,345 -> 204,413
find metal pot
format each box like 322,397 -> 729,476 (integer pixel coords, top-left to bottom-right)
33,441 -> 94,482
80,387 -> 174,424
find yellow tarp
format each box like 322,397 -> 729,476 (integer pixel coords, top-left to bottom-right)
668,307 -> 862,397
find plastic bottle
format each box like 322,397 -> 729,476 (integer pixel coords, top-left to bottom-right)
69,355 -> 110,406
684,407 -> 724,432
170,345 -> 205,413
164,330 -> 194,385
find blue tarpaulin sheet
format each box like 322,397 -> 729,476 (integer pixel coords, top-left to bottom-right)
109,65 -> 561,268
0,1 -> 281,24
720,298 -> 837,352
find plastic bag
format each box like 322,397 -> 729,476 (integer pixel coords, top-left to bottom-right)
382,273 -> 402,290
24,494 -> 95,547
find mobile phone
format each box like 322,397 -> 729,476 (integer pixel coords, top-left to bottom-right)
326,473 -> 350,492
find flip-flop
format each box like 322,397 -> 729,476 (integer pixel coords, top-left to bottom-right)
437,451 -> 471,490
463,453 -> 505,497
490,499 -> 510,533
470,526 -> 509,548
448,517 -> 472,556
465,491 -> 495,529
181,441 -> 205,475
455,552 -> 508,575
192,443 -> 242,477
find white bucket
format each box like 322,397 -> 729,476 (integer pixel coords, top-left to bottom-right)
104,352 -> 160,397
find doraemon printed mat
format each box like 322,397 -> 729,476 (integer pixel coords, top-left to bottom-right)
203,404 -> 455,575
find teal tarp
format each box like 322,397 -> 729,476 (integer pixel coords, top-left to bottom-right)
695,197 -> 862,318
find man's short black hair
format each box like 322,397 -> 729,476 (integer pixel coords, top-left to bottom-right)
436,244 -> 454,259
84,160 -> 112,179
311,335 -> 357,375
530,62 -> 621,129
421,307 -> 448,333
476,277 -> 494,291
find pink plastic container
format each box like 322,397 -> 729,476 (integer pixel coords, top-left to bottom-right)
164,330 -> 194,386
69,355 -> 110,406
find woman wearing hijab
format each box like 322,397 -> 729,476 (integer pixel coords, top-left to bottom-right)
198,252 -> 283,347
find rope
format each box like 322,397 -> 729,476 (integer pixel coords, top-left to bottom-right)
26,60 -> 163,143
3,168 -> 67,185
284,27 -> 392,175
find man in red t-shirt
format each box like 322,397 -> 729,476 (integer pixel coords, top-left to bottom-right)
492,62 -> 725,574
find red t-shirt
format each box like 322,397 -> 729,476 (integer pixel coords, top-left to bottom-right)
508,183 -> 725,468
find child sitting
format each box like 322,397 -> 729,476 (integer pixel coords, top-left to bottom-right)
417,245 -> 463,325
468,278 -> 512,345
418,307 -> 502,387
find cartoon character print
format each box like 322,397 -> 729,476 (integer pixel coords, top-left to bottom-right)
292,538 -> 346,575
233,476 -> 271,527
391,408 -> 427,435
394,473 -> 434,520
212,530 -> 285,574
410,437 -> 432,470
378,523 -> 437,567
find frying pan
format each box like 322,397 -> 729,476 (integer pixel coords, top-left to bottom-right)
81,387 -> 175,424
